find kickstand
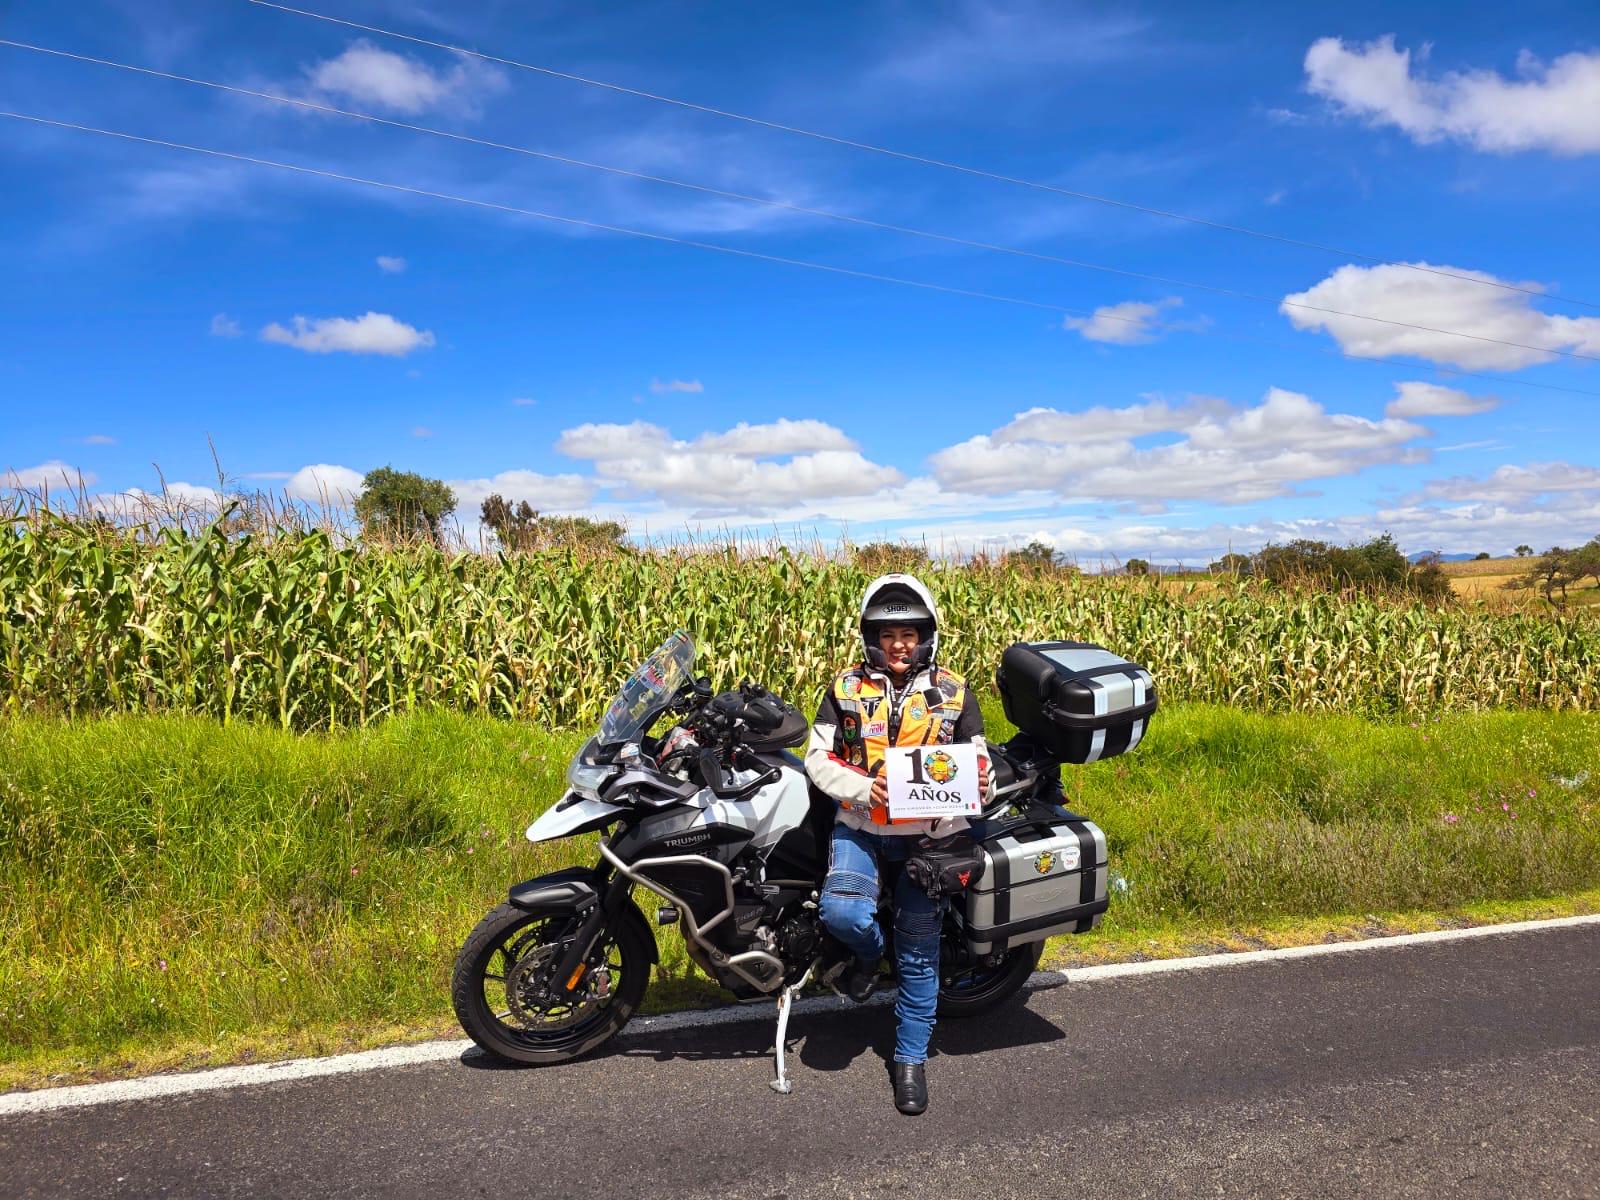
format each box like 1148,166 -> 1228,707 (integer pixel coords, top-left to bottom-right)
769,960 -> 818,1094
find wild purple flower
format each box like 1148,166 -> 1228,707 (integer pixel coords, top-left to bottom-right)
1443,814 -> 1458,823
1502,803 -> 1511,811
158,960 -> 168,971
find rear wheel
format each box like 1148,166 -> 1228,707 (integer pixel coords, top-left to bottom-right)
937,941 -> 1043,1018
451,900 -> 653,1065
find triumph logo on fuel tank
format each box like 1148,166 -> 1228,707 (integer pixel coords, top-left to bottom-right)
663,832 -> 711,849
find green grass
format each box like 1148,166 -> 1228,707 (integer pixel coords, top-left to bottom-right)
3,702 -> 1598,1088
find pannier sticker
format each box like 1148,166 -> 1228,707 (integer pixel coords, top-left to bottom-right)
1034,844 -> 1081,874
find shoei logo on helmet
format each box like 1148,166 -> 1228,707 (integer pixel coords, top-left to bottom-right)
883,602 -> 910,615
923,750 -> 958,784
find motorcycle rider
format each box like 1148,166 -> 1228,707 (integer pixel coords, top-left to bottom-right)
806,572 -> 990,1115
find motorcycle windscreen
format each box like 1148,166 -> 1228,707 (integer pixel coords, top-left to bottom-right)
598,631 -> 696,748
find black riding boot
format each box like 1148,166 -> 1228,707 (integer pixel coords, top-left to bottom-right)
891,1062 -> 927,1115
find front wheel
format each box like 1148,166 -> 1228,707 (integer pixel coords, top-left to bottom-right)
937,941 -> 1043,1018
451,900 -> 653,1065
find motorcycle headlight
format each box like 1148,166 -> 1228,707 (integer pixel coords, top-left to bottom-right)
566,740 -> 619,801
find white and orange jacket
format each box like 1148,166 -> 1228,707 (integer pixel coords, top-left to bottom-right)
805,662 -> 990,838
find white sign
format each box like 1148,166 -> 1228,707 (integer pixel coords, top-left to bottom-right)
885,743 -> 982,821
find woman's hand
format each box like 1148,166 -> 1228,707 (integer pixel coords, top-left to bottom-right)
870,774 -> 889,809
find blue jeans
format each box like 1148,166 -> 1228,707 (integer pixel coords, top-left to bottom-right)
818,823 -> 946,1065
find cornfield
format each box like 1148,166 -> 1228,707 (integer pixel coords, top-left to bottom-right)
3,515 -> 1598,729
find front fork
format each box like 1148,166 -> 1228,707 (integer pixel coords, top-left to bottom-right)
548,862 -> 639,995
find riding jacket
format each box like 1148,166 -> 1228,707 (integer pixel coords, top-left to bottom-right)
805,662 -> 990,838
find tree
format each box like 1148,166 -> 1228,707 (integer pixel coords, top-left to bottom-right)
1209,552 -> 1252,574
1515,545 -> 1534,557
1570,537 -> 1600,590
1002,541 -> 1065,572
355,467 -> 456,545
480,493 -> 626,552
1474,552 -> 1491,561
1248,533 -> 1450,602
1512,547 -> 1579,605
1123,558 -> 1151,576
480,494 -> 538,548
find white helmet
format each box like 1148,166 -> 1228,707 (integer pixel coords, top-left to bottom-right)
859,573 -> 940,672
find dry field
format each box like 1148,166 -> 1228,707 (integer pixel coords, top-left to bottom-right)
1442,556 -> 1600,607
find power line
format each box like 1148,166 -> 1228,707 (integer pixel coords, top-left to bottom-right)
8,109 -> 1600,403
9,38 -> 1599,370
244,0 -> 1600,313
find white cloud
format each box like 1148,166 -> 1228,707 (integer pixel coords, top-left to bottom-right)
511,397 -> 538,407
1384,381 -> 1501,418
1420,461 -> 1600,503
993,397 -> 1234,446
304,39 -> 507,116
376,255 -> 407,274
81,434 -> 117,446
1305,35 -> 1600,155
261,312 -> 435,358
930,387 -> 1430,506
1282,263 -> 1600,370
1064,298 -> 1182,345
650,378 -> 704,394
284,464 -> 365,505
412,427 -> 434,439
5,461 -> 97,492
210,313 -> 242,338
446,470 -> 599,519
557,419 -> 901,514
694,419 -> 858,457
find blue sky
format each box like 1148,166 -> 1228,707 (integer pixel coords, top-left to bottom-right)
5,0 -> 1600,564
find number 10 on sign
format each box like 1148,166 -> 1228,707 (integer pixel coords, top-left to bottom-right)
885,743 -> 982,821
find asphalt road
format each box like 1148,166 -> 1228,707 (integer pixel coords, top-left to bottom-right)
3,924 -> 1598,1200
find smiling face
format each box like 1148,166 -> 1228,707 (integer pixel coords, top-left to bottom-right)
876,623 -> 921,678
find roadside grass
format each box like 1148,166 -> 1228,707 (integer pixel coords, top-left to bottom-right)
3,703 -> 1598,1089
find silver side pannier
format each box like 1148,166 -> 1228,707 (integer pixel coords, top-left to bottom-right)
959,815 -> 1109,955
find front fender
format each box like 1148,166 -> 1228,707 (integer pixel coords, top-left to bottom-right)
506,866 -> 659,965
508,865 -> 602,911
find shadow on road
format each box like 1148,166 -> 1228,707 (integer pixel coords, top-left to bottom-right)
454,992 -> 1068,1075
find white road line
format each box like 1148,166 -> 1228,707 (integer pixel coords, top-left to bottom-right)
4,912 -> 1596,1117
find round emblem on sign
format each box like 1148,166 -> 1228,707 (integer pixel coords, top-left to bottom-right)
1033,851 -> 1055,875
924,749 -> 958,784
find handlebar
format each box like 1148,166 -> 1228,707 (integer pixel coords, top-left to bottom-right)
695,745 -> 782,800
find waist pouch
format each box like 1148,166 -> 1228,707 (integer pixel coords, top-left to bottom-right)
904,835 -> 987,899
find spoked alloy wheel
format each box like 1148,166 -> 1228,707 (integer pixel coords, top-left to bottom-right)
452,900 -> 652,1065
937,941 -> 1043,1018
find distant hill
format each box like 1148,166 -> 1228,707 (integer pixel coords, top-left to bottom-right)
1406,552 -> 1482,563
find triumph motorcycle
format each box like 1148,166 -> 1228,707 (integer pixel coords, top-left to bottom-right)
452,630 -> 1134,1092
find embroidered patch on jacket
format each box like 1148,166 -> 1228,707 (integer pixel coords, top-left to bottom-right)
842,675 -> 862,697
861,696 -> 883,719
907,700 -> 927,722
841,714 -> 859,741
863,720 -> 887,738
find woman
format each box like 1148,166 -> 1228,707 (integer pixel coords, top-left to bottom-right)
804,572 -> 990,1115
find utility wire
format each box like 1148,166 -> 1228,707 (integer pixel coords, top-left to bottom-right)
8,38 -> 1598,369
7,110 -> 1599,402
244,0 -> 1600,313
